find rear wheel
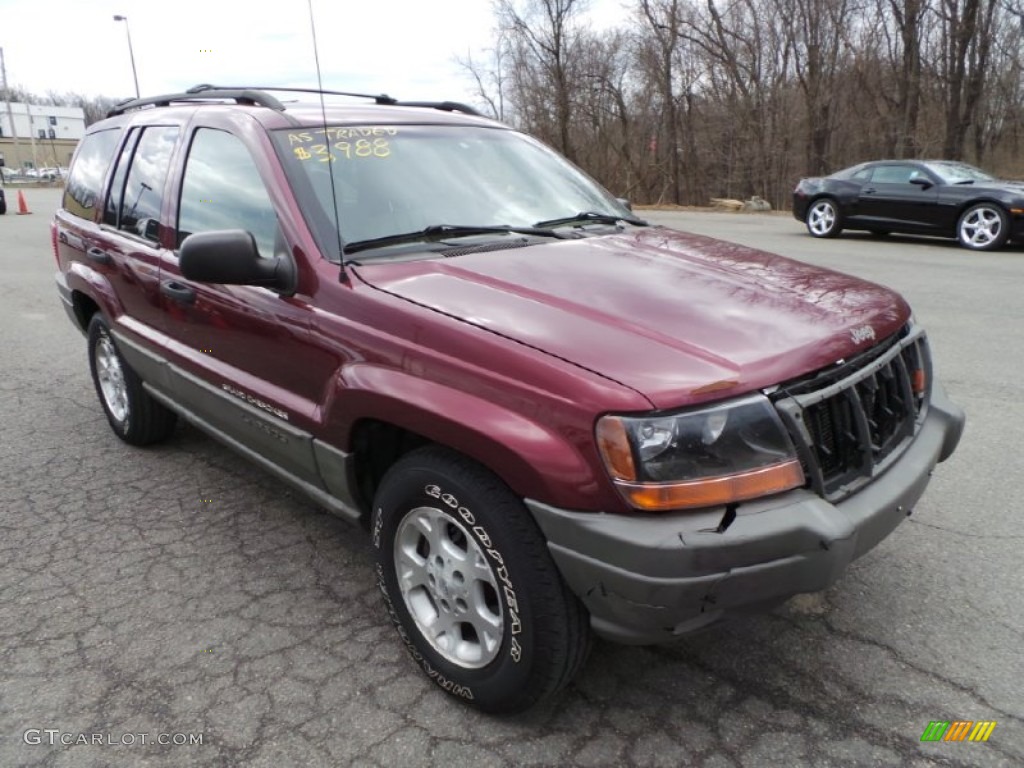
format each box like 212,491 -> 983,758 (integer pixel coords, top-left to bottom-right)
87,314 -> 177,445
957,203 -> 1009,251
372,446 -> 591,713
806,198 -> 842,238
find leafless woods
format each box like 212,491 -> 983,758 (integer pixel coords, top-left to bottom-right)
464,0 -> 1024,208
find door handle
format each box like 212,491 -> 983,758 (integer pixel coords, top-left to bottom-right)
160,280 -> 196,305
86,247 -> 112,265
863,187 -> 877,194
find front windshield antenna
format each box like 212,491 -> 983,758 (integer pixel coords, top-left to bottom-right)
306,0 -> 348,278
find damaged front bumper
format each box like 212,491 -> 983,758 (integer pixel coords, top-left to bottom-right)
525,385 -> 964,645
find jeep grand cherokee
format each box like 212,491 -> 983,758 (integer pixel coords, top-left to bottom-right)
53,85 -> 964,713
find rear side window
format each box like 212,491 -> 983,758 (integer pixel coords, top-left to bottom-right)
871,165 -> 916,184
104,128 -> 139,227
118,126 -> 179,242
177,128 -> 278,257
63,129 -> 122,220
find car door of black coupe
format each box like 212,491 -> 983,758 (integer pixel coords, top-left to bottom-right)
856,164 -> 940,233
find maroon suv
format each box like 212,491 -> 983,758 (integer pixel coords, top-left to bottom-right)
53,86 -> 964,713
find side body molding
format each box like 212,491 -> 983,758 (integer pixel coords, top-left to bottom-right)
113,331 -> 363,522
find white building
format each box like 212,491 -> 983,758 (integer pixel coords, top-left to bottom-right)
0,102 -> 86,142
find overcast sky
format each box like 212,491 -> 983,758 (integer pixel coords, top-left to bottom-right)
0,0 -> 626,105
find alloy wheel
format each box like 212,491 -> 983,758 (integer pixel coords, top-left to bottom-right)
959,206 -> 1003,249
94,333 -> 129,423
808,200 -> 837,236
393,505 -> 504,668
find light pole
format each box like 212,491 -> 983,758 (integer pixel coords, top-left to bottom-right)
0,47 -> 25,175
113,15 -> 140,98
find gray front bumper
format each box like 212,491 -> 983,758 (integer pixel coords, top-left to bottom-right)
526,385 -> 964,645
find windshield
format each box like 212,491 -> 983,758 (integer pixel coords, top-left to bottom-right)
924,161 -> 995,184
272,124 -> 632,260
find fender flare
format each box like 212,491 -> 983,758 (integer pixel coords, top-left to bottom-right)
326,363 -> 615,512
65,261 -> 124,329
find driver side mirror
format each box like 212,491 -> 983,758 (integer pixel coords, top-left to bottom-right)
909,177 -> 933,190
179,230 -> 295,294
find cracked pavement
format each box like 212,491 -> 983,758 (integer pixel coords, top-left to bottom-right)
1,189 -> 1021,766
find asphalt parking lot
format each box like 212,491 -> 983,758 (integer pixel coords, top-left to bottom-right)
1,188 -> 1021,767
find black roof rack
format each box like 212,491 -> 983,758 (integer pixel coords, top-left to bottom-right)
107,84 -> 485,118
192,84 -> 400,105
391,100 -> 484,116
197,86 -> 485,116
107,87 -> 286,117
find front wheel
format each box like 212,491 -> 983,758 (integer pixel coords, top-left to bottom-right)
805,198 -> 843,238
957,203 -> 1009,251
372,446 -> 591,713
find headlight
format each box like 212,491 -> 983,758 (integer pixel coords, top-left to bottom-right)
596,394 -> 804,512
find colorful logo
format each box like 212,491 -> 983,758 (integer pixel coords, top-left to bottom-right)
921,721 -> 996,742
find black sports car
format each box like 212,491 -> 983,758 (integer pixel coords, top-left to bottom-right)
792,160 -> 1024,251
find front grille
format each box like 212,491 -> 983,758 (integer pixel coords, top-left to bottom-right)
772,327 -> 931,500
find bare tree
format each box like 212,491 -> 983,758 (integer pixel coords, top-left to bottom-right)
781,0 -> 857,174
497,0 -> 589,161
466,0 -> 1024,206
457,36 -> 511,121
638,0 -> 684,203
890,0 -> 929,156
937,0 -> 1000,157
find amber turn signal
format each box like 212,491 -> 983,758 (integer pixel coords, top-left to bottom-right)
596,417 -> 637,481
614,460 -> 805,512
911,368 -> 927,395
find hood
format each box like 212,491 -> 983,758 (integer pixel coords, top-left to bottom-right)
353,227 -> 910,409
980,179 -> 1024,193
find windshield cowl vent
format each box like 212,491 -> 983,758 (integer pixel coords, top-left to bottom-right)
440,241 -> 531,258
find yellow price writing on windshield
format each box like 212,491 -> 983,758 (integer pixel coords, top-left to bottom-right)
293,139 -> 391,162
293,144 -> 334,162
287,126 -> 399,145
334,138 -> 391,159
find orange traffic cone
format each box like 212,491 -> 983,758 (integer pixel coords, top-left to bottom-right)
16,190 -> 31,215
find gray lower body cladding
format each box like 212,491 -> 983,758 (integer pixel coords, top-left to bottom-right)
526,385 -> 965,645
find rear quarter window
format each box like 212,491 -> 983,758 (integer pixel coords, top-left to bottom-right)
63,129 -> 123,220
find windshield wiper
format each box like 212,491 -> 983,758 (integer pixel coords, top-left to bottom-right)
954,180 -> 976,185
534,211 -> 648,228
343,224 -> 568,256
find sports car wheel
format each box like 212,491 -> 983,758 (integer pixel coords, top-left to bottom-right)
957,204 -> 1009,251
372,446 -> 591,713
806,198 -> 842,238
